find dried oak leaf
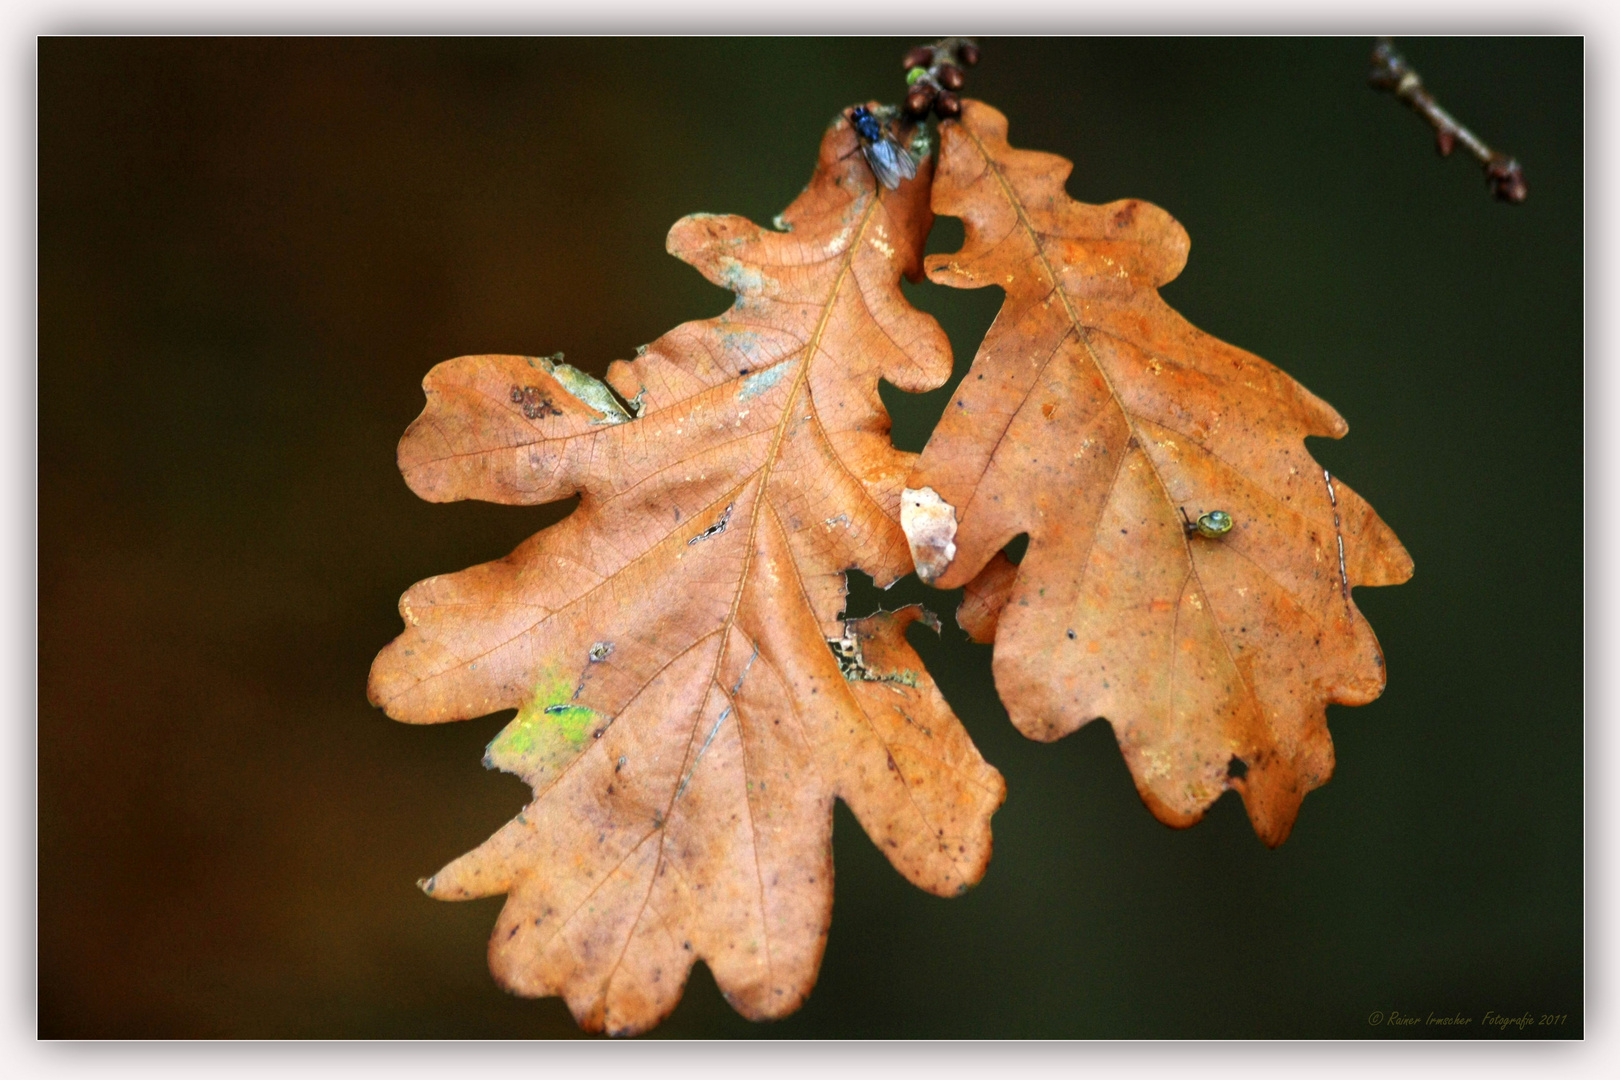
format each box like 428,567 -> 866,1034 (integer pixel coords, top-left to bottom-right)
901,101 -> 1412,847
368,115 -> 1003,1035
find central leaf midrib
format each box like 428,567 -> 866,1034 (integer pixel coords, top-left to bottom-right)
622,188 -> 887,1000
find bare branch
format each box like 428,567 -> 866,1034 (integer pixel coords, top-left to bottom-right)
1369,37 -> 1527,204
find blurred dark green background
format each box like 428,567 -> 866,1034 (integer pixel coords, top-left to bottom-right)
38,38 -> 1582,1038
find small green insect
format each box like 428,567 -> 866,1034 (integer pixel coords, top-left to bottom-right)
1182,508 -> 1234,539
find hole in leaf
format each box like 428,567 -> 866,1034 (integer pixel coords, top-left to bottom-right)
924,213 -> 965,257
1003,533 -> 1030,565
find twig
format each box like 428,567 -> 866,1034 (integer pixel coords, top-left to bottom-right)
1368,37 -> 1527,203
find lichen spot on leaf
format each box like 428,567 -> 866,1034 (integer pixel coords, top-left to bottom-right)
485,664 -> 598,781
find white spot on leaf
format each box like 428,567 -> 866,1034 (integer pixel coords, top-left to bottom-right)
900,487 -> 958,583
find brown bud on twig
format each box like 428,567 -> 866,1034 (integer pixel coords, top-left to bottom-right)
1435,129 -> 1455,157
897,37 -> 980,112
1486,155 -> 1528,203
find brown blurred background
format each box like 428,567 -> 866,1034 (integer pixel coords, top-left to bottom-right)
39,38 -> 1582,1038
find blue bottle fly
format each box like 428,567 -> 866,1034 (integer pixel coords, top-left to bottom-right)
849,105 -> 917,190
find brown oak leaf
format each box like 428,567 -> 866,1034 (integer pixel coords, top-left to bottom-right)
368,114 -> 1004,1035
901,101 -> 1412,847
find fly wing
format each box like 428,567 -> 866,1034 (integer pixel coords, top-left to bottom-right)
890,137 -> 918,182
861,143 -> 901,190
862,139 -> 917,190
